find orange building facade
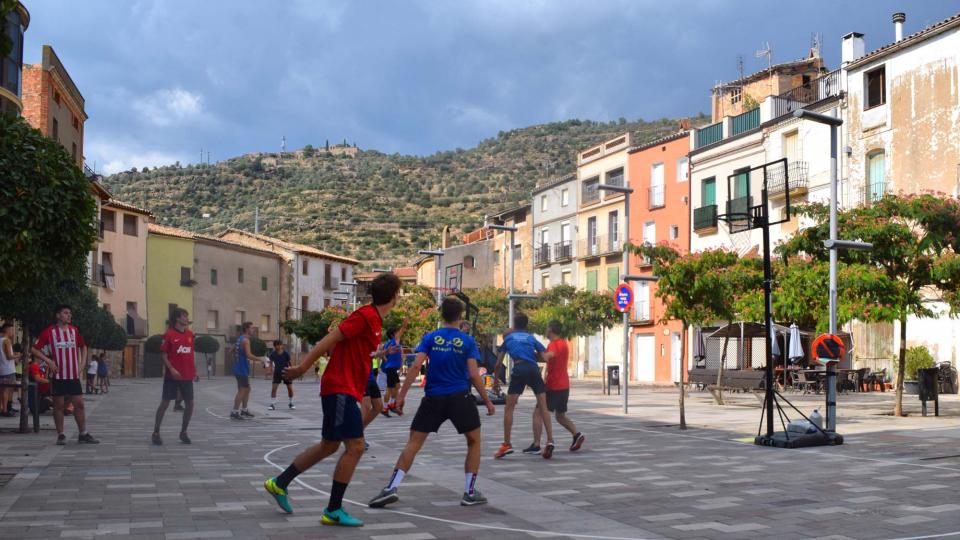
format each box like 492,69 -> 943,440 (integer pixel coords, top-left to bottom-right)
626,132 -> 690,384
22,45 -> 86,167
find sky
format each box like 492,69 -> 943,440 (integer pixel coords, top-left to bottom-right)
21,0 -> 960,175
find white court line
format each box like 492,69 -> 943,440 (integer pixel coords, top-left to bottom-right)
263,443 -> 654,540
204,407 -> 230,419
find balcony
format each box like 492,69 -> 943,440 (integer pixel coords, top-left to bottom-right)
632,301 -> 651,323
767,161 -> 809,199
552,241 -> 573,262
126,313 -> 147,338
693,204 -> 718,231
771,69 -> 842,119
534,244 -> 551,267
730,108 -> 760,136
97,220 -> 105,241
582,182 -> 600,205
853,181 -> 888,207
695,122 -> 723,149
605,172 -> 624,189
726,195 -> 753,220
648,185 -> 665,209
579,235 -> 620,259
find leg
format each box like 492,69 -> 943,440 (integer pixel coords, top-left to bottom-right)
464,428 -> 481,474
531,404 -> 543,446
555,411 -> 577,436
270,383 -> 279,399
502,394 -> 519,445
363,397 -> 383,428
286,382 -> 294,399
240,386 -> 250,409
181,400 -> 194,434
154,399 -> 171,433
328,437 -> 365,511
394,430 -> 429,472
232,390 -> 242,411
534,392 -> 553,444
52,395 -> 65,434
292,439 -> 342,473
72,395 -> 87,433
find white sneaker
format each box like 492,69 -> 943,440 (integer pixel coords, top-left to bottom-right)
268,404 -> 276,411
288,403 -> 296,410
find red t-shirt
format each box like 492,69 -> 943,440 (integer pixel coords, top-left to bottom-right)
544,338 -> 570,391
34,324 -> 85,380
29,362 -> 49,394
161,327 -> 196,380
320,304 -> 382,401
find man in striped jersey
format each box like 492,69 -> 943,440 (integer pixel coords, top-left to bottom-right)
32,305 -> 100,445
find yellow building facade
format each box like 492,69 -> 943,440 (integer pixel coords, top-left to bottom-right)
146,225 -> 195,337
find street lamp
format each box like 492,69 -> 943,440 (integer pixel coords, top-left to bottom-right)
598,184 -> 635,414
339,280 -> 359,310
418,250 -> 444,305
486,224 -> 519,327
793,109 -> 870,434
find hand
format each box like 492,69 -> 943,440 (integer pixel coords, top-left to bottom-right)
168,368 -> 182,380
485,400 -> 495,416
386,345 -> 401,355
395,396 -> 405,414
46,360 -> 58,374
283,365 -> 303,380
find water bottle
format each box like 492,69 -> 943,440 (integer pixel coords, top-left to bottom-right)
810,409 -> 823,430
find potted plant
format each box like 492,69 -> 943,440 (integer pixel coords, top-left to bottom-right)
903,346 -> 935,395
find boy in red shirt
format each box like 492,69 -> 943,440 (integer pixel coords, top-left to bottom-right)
263,273 -> 402,527
152,308 -> 196,445
532,320 -> 585,452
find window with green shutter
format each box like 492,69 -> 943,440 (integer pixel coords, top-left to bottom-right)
261,276 -> 268,291
702,177 -> 716,206
607,266 -> 619,290
586,270 -> 598,291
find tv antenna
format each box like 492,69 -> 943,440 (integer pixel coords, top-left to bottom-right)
810,32 -> 822,58
756,42 -> 773,96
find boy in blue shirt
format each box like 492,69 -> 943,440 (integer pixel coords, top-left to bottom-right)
492,313 -> 555,459
368,297 -> 495,508
379,320 -> 408,416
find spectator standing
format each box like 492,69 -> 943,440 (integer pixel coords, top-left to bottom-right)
97,353 -> 109,394
152,308 -> 196,445
85,355 -> 98,394
27,353 -> 51,415
1,322 -> 21,417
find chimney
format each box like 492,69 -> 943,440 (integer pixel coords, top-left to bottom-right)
841,32 -> 865,64
893,12 -> 906,42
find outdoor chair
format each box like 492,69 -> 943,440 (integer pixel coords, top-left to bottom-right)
857,368 -> 872,392
793,371 -> 819,395
872,369 -> 887,391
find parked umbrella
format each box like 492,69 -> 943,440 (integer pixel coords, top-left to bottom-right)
788,323 -> 804,363
693,326 -> 706,367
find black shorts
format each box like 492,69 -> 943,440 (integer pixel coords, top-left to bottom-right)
364,378 -> 381,399
272,371 -> 292,385
163,379 -> 194,401
383,367 -> 400,388
508,362 -> 545,395
321,393 -> 364,441
235,374 -> 250,388
86,373 -> 96,383
51,379 -> 83,397
411,392 -> 481,434
545,389 -> 569,413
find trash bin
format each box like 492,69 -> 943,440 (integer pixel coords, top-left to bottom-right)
918,367 -> 940,417
607,365 -> 620,395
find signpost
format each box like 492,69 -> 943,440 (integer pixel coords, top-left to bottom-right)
614,283 -> 634,313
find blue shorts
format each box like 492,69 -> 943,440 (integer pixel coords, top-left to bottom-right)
321,393 -> 364,441
508,362 -> 545,395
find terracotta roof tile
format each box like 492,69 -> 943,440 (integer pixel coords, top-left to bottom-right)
220,228 -> 360,265
847,12 -> 960,69
147,223 -> 194,240
104,198 -> 153,216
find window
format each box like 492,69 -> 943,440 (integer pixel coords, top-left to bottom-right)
235,310 -> 245,326
261,276 -> 268,291
72,142 -> 77,161
207,310 -> 219,330
302,259 -> 308,275
493,250 -> 500,266
783,131 -> 799,162
634,282 -> 650,320
733,168 -> 750,199
560,222 -> 571,243
606,266 -> 619,290
464,255 -> 475,269
587,217 -> 598,255
677,157 -> 689,182
341,267 -> 347,282
582,177 -> 600,204
605,167 -> 624,188
101,252 -> 115,289
586,270 -> 598,291
260,315 -> 271,332
643,221 -> 656,248
122,214 -> 138,236
541,273 -> 550,290
324,263 -> 333,288
101,209 -> 116,232
513,244 -> 522,260
609,211 -> 619,250
324,298 -> 331,308
540,229 -> 550,249
670,225 -> 679,240
301,295 -> 309,313
730,86 -> 742,105
867,151 -> 886,202
650,162 -> 665,207
54,91 -> 61,105
541,194 -> 548,212
238,267 -> 244,283
561,270 -> 572,285
702,177 -> 716,206
865,66 -> 886,109
180,266 -> 192,285
210,268 -> 218,285
561,188 -> 569,206
72,115 -> 79,130
52,118 -> 59,141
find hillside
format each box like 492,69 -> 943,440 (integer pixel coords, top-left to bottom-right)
102,116 -> 702,266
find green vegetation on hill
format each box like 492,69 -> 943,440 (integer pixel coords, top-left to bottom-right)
102,116 -> 702,265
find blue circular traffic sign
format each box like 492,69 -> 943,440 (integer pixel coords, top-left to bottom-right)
614,283 -> 633,313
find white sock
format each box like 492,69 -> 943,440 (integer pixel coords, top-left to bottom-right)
465,472 -> 477,495
232,409 -> 239,414
270,398 -> 276,405
388,398 -> 395,406
387,469 -> 405,490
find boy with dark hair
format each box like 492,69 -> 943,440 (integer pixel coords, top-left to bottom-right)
268,340 -> 294,410
369,297 -> 495,509
153,308 -> 196,445
530,320 -> 584,453
379,319 -> 408,416
493,312 -> 555,459
231,321 -> 267,419
263,273 -> 402,527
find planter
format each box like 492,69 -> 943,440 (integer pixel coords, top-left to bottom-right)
903,380 -> 920,395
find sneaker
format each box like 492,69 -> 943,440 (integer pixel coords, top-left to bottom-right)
230,411 -> 242,420
78,433 -> 100,444
542,442 -> 555,459
263,477 -> 293,514
364,441 -> 370,451
392,406 -> 403,417
461,489 -> 488,506
368,486 -> 399,508
240,410 -> 255,418
152,432 -> 162,445
522,443 -> 541,454
56,433 -> 66,445
494,442 -> 513,459
268,404 -> 276,411
179,433 -> 191,444
288,403 -> 296,410
173,404 -> 185,412
321,507 -> 363,527
570,432 -> 585,452
380,408 -> 391,418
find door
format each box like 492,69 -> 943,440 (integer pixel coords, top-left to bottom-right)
123,345 -> 135,377
635,334 -> 655,382
587,217 -> 598,255
587,332 -> 601,375
651,162 -> 665,207
671,332 -> 682,383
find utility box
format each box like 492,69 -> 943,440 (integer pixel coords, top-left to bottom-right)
918,367 -> 940,417
607,365 -> 620,395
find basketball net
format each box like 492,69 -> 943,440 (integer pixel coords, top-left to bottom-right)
720,218 -> 755,256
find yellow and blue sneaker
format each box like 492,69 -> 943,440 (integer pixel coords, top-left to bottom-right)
321,507 -> 363,527
263,477 -> 293,514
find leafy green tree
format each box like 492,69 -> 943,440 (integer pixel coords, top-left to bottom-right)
780,194 -> 960,416
384,285 -> 439,347
302,144 -> 315,158
250,337 -> 267,357
281,306 -> 349,345
195,335 -> 220,377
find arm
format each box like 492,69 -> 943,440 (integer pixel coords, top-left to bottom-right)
31,347 -> 57,374
395,319 -> 410,344
241,339 -> 265,363
162,354 -> 182,380
283,328 -> 346,379
395,352 -> 427,413
492,350 -> 505,391
3,339 -> 19,360
468,358 -> 495,415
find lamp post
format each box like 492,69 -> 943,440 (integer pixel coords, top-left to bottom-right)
418,250 -> 444,306
621,274 -> 659,415
340,280 -> 359,310
486,224 -> 519,326
598,184 -> 634,414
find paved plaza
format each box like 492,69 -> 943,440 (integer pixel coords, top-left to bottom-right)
2,377 -> 960,539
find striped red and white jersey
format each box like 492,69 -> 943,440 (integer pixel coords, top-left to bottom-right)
34,324 -> 86,380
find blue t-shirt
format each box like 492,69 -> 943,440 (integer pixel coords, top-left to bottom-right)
383,339 -> 403,369
234,335 -> 250,376
269,350 -> 290,373
500,331 -> 545,366
415,327 -> 480,397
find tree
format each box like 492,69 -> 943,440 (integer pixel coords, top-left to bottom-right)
384,285 -> 439,347
281,306 -> 349,345
195,335 -> 220,377
302,144 -> 315,158
780,194 -> 960,416
250,337 -> 267,357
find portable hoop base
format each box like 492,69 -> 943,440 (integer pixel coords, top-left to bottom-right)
755,430 -> 844,448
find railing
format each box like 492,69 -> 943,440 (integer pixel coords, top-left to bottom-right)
98,220 -> 105,240
83,163 -> 99,179
695,122 -> 723,149
580,236 -> 602,258
633,301 -> 651,322
771,69 -> 842,119
767,161 -> 809,197
693,205 -> 718,230
608,235 -> 622,254
126,314 -> 148,337
534,244 -> 551,266
854,181 -> 887,207
648,185 -> 665,209
605,172 -> 624,188
730,107 -> 760,136
553,241 -> 572,261
726,196 -> 753,220
582,182 -> 600,204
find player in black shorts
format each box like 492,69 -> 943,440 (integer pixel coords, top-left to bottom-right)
368,297 -> 495,508
268,341 -> 294,410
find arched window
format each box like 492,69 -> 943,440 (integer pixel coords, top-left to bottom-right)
463,255 -> 475,269
866,151 -> 885,203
